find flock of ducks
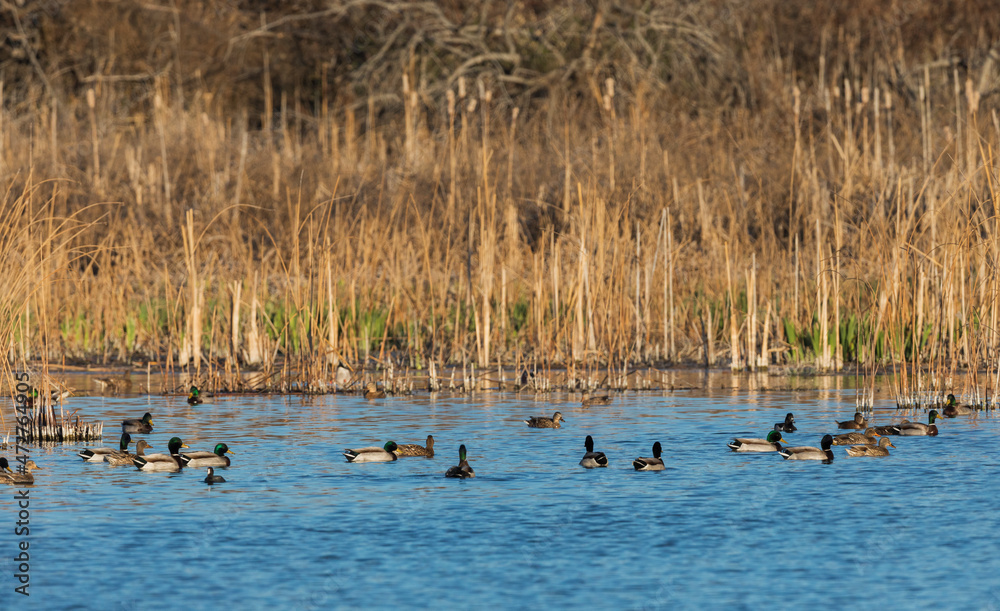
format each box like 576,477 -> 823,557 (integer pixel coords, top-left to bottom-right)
725,404 -> 946,463
71,386 -> 231,484
0,385 -> 968,484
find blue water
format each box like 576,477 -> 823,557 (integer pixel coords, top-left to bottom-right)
4,387 -> 1000,609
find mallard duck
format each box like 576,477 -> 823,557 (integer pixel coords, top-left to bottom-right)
872,424 -> 902,436
525,412 -> 565,428
831,427 -> 880,446
181,443 -> 234,468
580,435 -> 609,468
778,434 -> 835,461
727,430 -> 788,452
444,444 -> 475,478
581,392 -> 612,407
898,410 -> 940,436
633,442 -> 665,471
121,412 -> 154,434
395,435 -> 434,457
344,441 -> 398,462
204,467 -> 226,484
836,412 -> 867,429
846,436 -> 896,457
187,386 -> 204,405
95,369 -> 133,394
363,382 -> 386,399
942,394 -> 973,417
774,413 -> 797,432
78,433 -> 132,462
0,458 -> 41,485
134,437 -> 188,472
107,440 -> 151,467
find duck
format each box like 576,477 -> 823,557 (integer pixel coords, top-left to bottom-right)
107,440 -> 152,467
78,432 -> 132,462
633,442 -> 665,471
836,412 -> 867,429
444,444 -> 475,478
94,369 -> 133,394
395,435 -> 434,457
579,435 -> 609,468
942,394 -> 974,417
181,443 -> 234,468
581,392 -> 612,407
778,434 -> 835,462
363,382 -> 386,399
727,430 -> 787,452
121,412 -> 154,434
774,413 -> 797,432
134,437 -> 189,472
898,410 -> 941,436
0,458 -> 41,485
204,467 -> 226,484
846,436 -> 896,457
831,427 -> 880,446
871,424 -> 902,436
344,441 -> 398,462
525,412 -> 565,428
187,386 -> 204,405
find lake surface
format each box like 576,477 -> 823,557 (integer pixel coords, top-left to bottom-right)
5,384 -> 1000,609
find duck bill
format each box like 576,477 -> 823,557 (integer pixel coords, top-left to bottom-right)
226,450 -> 236,455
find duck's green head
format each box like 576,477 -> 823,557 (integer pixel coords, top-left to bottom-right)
214,443 -> 234,456
0,457 -> 10,473
383,441 -> 398,453
119,432 -> 133,451
189,386 -> 201,397
167,437 -> 189,454
766,430 -> 784,444
652,441 -> 662,458
141,412 -> 154,425
820,434 -> 834,450
946,394 -> 957,407
928,409 -> 940,423
458,444 -> 468,462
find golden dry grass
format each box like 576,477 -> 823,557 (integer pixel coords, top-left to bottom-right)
1,1 -> 1000,398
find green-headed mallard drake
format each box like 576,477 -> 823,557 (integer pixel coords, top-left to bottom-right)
134,437 -> 188,472
633,442 -> 665,471
831,427 -> 880,446
580,435 -> 609,468
942,394 -> 973,417
107,439 -> 151,467
727,430 -> 788,452
204,467 -> 226,484
872,424 -> 902,436
836,412 -> 867,429
122,412 -> 154,434
525,412 -> 565,428
774,413 -> 797,432
0,458 -> 41,485
78,433 -> 132,462
95,369 -> 133,394
395,435 -> 434,457
898,410 -> 940,436
581,392 -> 612,407
846,436 -> 896,457
181,443 -> 234,468
778,434 -> 835,462
444,444 -> 475,478
344,441 -> 398,462
363,382 -> 386,400
187,386 -> 204,405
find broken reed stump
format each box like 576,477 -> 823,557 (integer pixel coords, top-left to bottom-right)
17,397 -> 103,443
